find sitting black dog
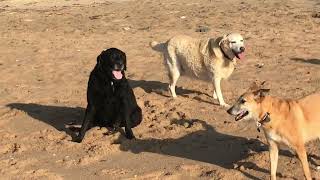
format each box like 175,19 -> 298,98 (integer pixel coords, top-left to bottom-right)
74,48 -> 142,143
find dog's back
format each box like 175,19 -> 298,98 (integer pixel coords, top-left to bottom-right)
150,35 -> 212,80
297,92 -> 320,140
151,35 -> 200,55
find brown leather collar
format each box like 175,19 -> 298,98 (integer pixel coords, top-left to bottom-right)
257,112 -> 270,132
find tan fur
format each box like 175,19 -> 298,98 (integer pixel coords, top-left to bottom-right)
151,34 -> 244,107
228,84 -> 320,180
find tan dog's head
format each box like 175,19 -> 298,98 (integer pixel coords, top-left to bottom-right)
227,81 -> 270,121
219,33 -> 245,60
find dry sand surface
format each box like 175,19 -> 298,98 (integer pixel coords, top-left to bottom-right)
0,0 -> 320,179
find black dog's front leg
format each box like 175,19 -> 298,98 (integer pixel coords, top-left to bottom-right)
74,105 -> 95,143
123,101 -> 135,139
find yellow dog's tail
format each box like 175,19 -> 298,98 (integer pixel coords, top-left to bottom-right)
150,41 -> 166,52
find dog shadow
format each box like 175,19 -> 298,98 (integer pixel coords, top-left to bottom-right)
118,119 -> 272,179
6,103 -> 317,179
291,58 -> 320,65
6,103 -> 84,138
128,79 -> 217,105
128,79 -> 202,96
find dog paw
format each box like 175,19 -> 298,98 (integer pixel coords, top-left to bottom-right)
104,130 -> 118,136
125,133 -> 135,140
169,92 -> 177,99
213,93 -> 218,99
73,136 -> 83,143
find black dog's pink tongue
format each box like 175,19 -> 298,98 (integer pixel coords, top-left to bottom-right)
112,70 -> 123,79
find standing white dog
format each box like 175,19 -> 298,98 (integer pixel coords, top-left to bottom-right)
150,33 -> 245,107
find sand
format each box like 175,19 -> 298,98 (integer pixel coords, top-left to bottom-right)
0,0 -> 320,179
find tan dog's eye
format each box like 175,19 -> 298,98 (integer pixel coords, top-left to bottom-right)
240,99 -> 246,104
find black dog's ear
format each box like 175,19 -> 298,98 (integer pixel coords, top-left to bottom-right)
123,52 -> 127,71
97,54 -> 102,67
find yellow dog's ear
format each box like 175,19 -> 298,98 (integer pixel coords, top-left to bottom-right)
218,34 -> 236,60
218,34 -> 227,46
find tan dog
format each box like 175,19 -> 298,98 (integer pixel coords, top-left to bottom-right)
150,33 -> 245,107
227,82 -> 320,180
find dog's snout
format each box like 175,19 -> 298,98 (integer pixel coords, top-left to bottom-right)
114,63 -> 124,70
227,107 -> 233,115
240,47 -> 245,52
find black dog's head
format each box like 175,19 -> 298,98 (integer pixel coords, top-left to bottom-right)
97,48 -> 127,81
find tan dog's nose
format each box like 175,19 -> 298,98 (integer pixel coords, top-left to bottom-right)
226,107 -> 233,115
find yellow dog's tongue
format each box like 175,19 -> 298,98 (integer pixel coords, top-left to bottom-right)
238,52 -> 245,60
112,70 -> 123,79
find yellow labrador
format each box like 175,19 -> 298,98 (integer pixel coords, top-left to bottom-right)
151,33 -> 245,107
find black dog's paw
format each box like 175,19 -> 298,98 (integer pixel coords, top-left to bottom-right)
103,126 -> 120,136
73,136 -> 83,143
104,130 -> 117,136
67,126 -> 81,132
125,133 -> 135,140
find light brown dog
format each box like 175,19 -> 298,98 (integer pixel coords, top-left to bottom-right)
227,82 -> 320,180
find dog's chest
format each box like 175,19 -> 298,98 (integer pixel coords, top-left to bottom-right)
265,130 -> 291,147
103,82 -> 122,100
106,81 -> 121,94
109,81 -> 115,93
213,59 -> 235,79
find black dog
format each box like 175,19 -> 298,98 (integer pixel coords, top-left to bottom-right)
74,48 -> 142,143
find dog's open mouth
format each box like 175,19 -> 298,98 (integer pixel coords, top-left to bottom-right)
235,110 -> 249,121
112,70 -> 123,80
234,52 -> 245,60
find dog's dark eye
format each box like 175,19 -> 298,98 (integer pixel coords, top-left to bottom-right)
240,99 -> 246,104
231,41 -> 236,44
240,40 -> 244,42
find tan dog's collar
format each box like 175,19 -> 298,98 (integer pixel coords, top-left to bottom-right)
257,112 -> 271,132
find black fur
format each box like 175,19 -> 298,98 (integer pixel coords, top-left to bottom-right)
74,48 -> 142,143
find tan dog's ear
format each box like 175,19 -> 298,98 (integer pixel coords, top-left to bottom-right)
253,88 -> 270,101
248,81 -> 259,91
248,80 -> 267,91
260,81 -> 267,86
